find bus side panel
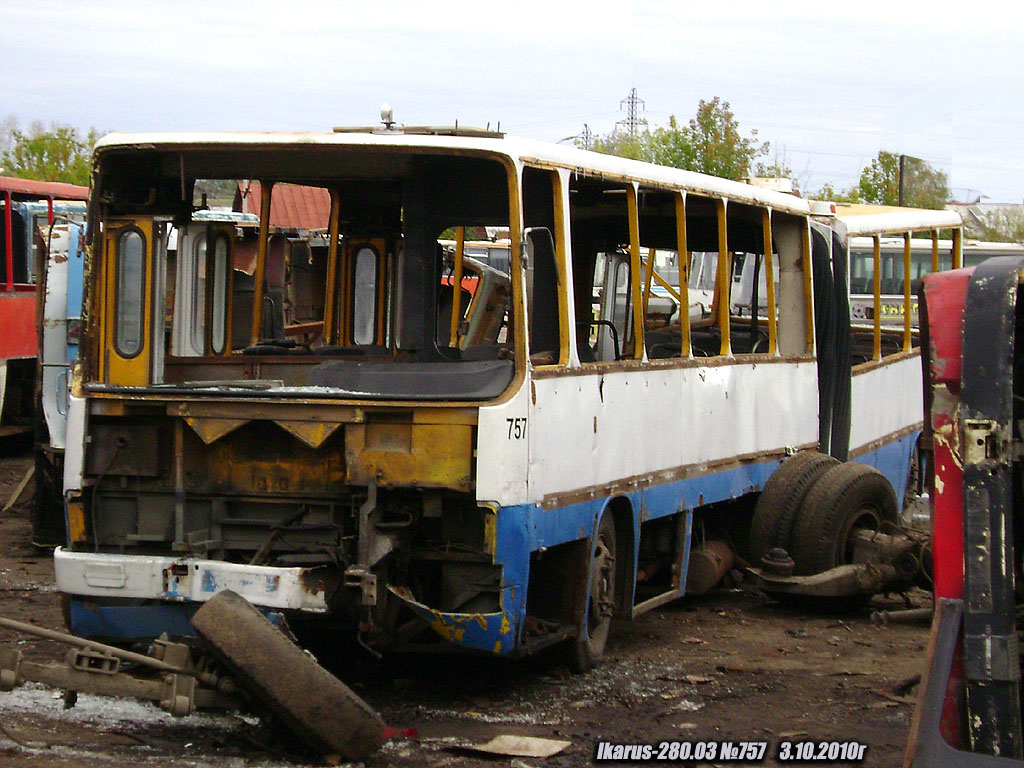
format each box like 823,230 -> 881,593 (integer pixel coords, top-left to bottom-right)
524,458 -> 779,613
526,361 -> 818,503
41,226 -> 76,450
475,383 -> 531,507
849,354 -> 924,505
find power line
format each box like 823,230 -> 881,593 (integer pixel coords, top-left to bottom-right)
578,123 -> 594,150
616,87 -> 646,137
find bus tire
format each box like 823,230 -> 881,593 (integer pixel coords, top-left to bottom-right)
789,462 -> 898,576
570,512 -> 617,673
748,451 -> 838,565
191,590 -> 384,761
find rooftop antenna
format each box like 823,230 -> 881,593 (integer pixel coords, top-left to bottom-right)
380,103 -> 395,130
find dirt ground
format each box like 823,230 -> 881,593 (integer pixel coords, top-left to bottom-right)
0,448 -> 932,767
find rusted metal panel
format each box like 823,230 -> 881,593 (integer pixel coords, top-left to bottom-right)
958,256 -> 1024,758
198,422 -> 347,495
85,423 -> 161,476
345,421 -> 473,489
184,416 -> 250,444
274,418 -> 343,449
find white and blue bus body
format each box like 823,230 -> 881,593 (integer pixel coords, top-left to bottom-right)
53,130 -> 960,663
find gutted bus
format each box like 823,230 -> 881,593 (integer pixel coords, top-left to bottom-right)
56,128 -> 959,670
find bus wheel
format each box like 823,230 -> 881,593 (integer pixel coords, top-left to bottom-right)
570,513 -> 617,673
789,462 -> 898,576
192,590 -> 384,761
748,451 -> 838,565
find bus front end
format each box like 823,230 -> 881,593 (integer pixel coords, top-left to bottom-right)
56,131 -> 531,657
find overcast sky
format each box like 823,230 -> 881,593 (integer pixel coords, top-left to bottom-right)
2,0 -> 1021,202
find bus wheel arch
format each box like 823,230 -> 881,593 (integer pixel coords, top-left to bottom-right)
569,497 -> 633,672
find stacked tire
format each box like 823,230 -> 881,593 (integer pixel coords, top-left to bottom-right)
750,452 -> 898,579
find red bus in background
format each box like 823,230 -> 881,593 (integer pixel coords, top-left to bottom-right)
0,176 -> 89,438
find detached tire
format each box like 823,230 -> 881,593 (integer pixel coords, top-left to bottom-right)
570,512 -> 617,673
748,451 -> 838,565
789,462 -> 898,576
191,590 -> 384,761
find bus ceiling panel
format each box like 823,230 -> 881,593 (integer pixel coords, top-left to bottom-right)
627,216 -> 765,255
137,146 -> 510,187
418,157 -> 510,225
102,152 -> 512,226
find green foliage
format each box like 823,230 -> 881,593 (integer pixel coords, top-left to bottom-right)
193,178 -> 239,208
753,158 -> 793,181
590,97 -> 768,181
0,120 -> 98,186
811,151 -> 951,209
814,182 -> 858,203
590,131 -> 650,162
855,151 -> 950,209
674,98 -> 768,179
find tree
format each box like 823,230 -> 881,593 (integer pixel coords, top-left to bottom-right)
591,130 -> 650,162
855,151 -> 950,209
814,182 -> 858,203
589,97 -> 768,181
0,120 -> 99,186
668,97 -> 768,180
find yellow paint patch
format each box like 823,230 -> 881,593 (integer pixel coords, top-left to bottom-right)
185,417 -> 249,444
429,619 -> 466,644
67,500 -> 87,543
346,422 -> 473,489
274,419 -> 342,449
483,512 -> 497,555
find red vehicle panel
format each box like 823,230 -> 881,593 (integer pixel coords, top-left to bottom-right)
0,290 -> 38,359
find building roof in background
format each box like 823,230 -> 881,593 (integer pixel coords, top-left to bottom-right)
233,181 -> 331,230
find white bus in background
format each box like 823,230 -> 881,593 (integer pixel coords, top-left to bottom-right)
847,234 -> 1023,327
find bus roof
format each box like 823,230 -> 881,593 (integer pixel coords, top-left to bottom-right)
849,236 -> 1023,251
92,129 -> 811,216
817,201 -> 962,236
0,175 -> 89,201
